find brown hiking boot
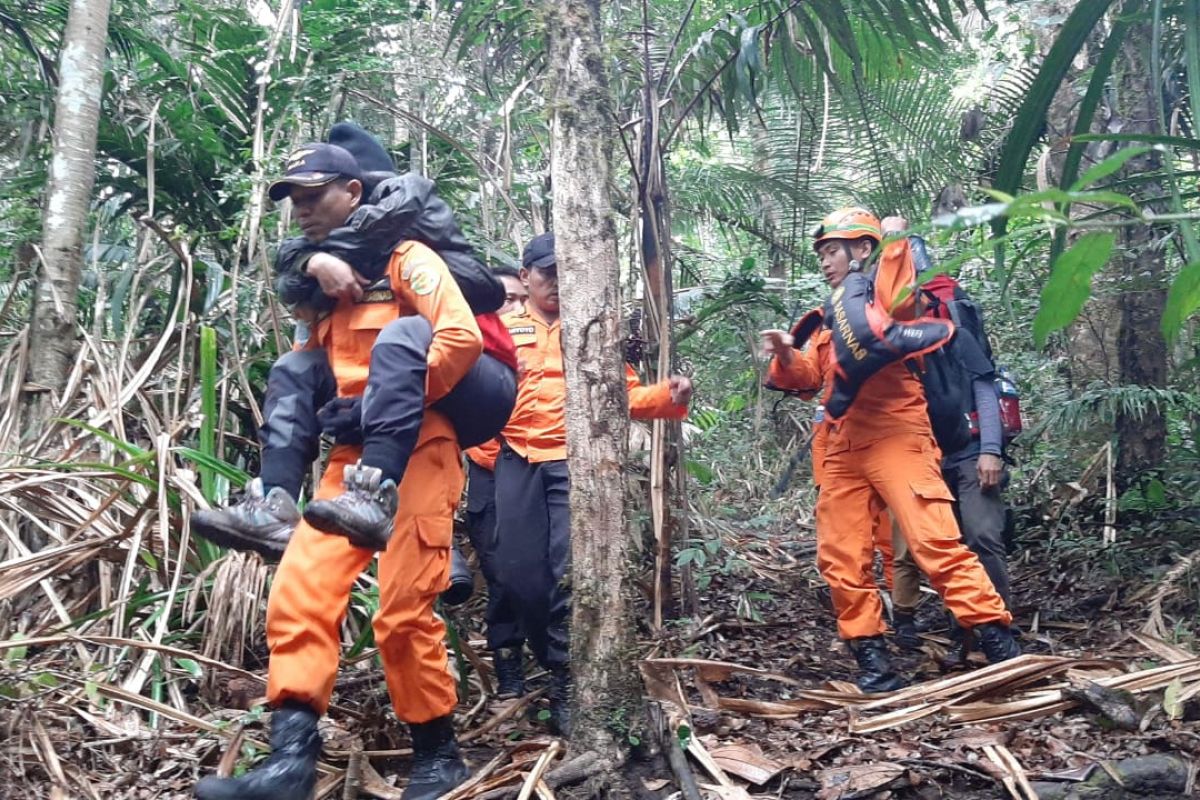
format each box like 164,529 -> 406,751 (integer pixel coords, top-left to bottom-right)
192,478 -> 299,562
303,462 -> 398,550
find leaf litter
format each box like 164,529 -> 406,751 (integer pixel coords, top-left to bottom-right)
3,472 -> 1200,798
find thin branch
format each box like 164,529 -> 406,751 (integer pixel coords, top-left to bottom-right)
347,88 -> 529,225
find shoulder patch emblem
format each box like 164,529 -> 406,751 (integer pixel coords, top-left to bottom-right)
409,266 -> 440,296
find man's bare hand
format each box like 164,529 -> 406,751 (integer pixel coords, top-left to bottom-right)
668,375 -> 693,406
760,329 -> 795,366
306,252 -> 370,302
880,216 -> 909,236
977,453 -> 1004,491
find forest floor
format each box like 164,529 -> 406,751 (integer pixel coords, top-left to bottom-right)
3,507 -> 1200,800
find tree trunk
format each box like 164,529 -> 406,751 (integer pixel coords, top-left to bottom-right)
545,0 -> 640,765
1111,19 -> 1167,485
22,0 -> 112,438
1037,0 -> 1168,489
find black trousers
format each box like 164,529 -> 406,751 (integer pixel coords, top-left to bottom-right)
258,316 -> 516,494
362,316 -> 516,484
259,349 -> 336,498
466,460 -> 523,650
493,447 -> 570,669
943,456 -> 1013,611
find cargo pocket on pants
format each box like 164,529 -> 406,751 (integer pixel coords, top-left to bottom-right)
409,516 -> 452,595
910,480 -> 955,504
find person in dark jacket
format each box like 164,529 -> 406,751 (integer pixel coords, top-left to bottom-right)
193,124 -> 516,561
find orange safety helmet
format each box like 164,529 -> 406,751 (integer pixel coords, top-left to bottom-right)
812,207 -> 883,251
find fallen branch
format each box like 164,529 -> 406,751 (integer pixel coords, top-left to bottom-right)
475,752 -> 607,800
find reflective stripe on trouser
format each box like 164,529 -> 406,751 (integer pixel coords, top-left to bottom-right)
361,316 -> 517,484
259,348 -> 336,498
816,432 -> 1011,639
266,438 -> 462,723
493,448 -> 570,669
466,460 -> 523,651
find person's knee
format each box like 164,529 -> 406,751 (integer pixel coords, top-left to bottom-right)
960,516 -> 1007,558
375,316 -> 433,352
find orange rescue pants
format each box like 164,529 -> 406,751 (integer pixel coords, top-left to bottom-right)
266,433 -> 463,723
816,432 -> 1010,639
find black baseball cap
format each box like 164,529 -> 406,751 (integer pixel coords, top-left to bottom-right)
522,232 -> 556,270
267,143 -> 363,202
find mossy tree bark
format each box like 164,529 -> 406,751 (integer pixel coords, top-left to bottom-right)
544,0 -> 644,765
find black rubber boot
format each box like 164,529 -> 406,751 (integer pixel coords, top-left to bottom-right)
847,636 -> 907,693
440,547 -> 474,607
940,624 -> 973,671
194,701 -> 320,800
303,462 -> 398,550
492,648 -> 526,700
547,666 -> 571,736
402,715 -> 469,800
975,622 -> 1022,664
192,478 -> 299,562
891,611 -> 922,651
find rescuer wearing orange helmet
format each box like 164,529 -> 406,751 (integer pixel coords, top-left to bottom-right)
761,207 -> 1019,692
195,143 -> 486,800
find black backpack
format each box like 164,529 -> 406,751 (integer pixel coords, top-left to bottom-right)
909,239 -> 990,455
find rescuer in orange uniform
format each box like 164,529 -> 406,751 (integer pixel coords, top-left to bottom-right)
195,145 -> 482,800
493,232 -> 692,734
761,208 -> 1019,693
463,266 -> 529,699
809,409 -> 895,594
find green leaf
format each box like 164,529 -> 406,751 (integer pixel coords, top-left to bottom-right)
990,0 -> 1117,283
627,733 -> 641,746
1054,1 -> 1142,262
1069,146 -> 1154,191
174,657 -> 203,679
174,447 -> 250,487
676,723 -> 692,749
1072,132 -> 1200,151
1162,261 -> 1200,339
5,634 -> 27,665
199,326 -> 218,503
992,0 -> 1116,199
56,419 -> 148,458
685,458 -> 715,485
32,672 -> 59,689
1185,0 -> 1200,157
1033,232 -> 1116,348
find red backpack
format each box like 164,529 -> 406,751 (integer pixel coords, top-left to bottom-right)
919,272 -> 1022,444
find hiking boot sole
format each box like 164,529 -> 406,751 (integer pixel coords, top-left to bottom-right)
192,518 -> 289,563
302,505 -> 391,551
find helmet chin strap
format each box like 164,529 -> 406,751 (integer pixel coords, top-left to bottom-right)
841,241 -> 864,273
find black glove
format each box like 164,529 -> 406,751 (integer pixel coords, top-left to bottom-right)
317,396 -> 364,445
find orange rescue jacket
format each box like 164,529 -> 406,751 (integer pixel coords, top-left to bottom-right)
500,309 -> 687,463
767,238 -> 934,454
309,240 -> 482,441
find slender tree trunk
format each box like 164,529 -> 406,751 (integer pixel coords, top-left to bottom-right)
545,0 -> 640,765
1038,0 -> 1167,488
22,0 -> 112,437
1111,20 -> 1167,484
